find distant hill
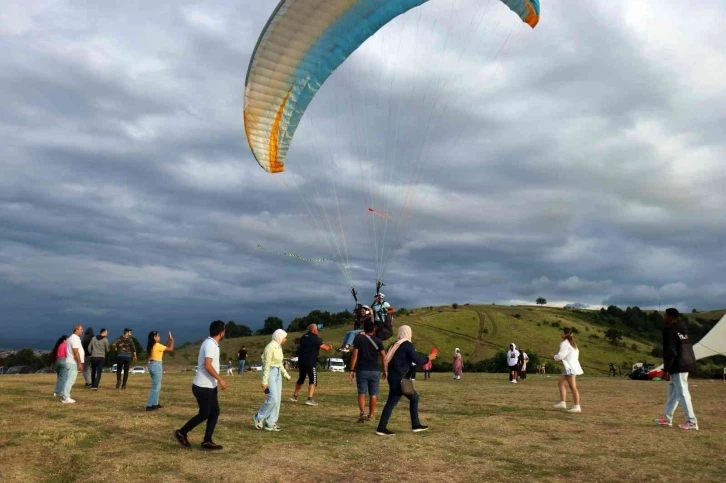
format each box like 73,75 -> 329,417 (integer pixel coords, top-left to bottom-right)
170,304 -> 662,375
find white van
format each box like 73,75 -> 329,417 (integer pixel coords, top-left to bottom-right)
325,358 -> 345,373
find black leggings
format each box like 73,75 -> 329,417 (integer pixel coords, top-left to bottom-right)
296,365 -> 317,386
180,385 -> 220,443
116,357 -> 131,387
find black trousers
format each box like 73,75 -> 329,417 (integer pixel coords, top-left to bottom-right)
116,357 -> 131,387
90,357 -> 105,388
180,385 -> 220,443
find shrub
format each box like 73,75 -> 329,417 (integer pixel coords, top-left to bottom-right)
571,327 -> 579,334
631,343 -> 638,351
551,321 -> 561,328
482,328 -> 489,334
513,314 -> 522,319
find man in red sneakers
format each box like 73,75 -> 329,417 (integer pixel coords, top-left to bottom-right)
653,308 -> 699,430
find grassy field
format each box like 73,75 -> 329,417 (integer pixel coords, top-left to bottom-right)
0,372 -> 724,482
172,305 -> 658,375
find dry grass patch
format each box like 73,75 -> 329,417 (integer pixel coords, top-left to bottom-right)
0,373 -> 724,482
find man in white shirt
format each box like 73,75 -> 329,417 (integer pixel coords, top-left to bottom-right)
61,324 -> 85,403
175,320 -> 227,450
507,343 -> 520,383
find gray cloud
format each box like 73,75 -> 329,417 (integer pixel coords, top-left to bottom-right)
1,0 -> 725,347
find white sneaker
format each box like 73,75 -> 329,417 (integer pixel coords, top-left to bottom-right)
568,405 -> 582,413
512,380 -> 517,384
53,392 -> 57,397
553,401 -> 566,409
61,398 -> 76,404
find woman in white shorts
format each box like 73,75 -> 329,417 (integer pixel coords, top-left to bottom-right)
553,327 -> 583,413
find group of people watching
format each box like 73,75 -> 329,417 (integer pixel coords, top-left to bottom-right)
48,325 -> 174,411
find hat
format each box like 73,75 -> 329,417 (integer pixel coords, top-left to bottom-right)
376,293 -> 385,299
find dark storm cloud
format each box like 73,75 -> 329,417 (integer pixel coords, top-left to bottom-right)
1,1 -> 725,347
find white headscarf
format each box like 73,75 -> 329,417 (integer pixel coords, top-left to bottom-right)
271,329 -> 287,345
384,325 -> 412,372
454,347 -> 460,355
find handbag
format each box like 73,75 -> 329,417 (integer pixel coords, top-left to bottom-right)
400,377 -> 415,397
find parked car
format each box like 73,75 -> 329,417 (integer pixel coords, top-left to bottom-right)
324,358 -> 345,373
249,363 -> 263,372
5,365 -> 34,375
130,366 -> 146,374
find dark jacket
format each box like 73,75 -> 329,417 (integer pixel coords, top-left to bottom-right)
663,320 -> 696,374
387,341 -> 429,381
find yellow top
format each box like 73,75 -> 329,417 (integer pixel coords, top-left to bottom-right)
261,340 -> 290,385
149,343 -> 166,362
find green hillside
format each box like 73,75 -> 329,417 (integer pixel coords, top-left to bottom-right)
170,304 -> 659,375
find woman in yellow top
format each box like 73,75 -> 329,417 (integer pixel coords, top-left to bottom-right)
253,329 -> 291,431
146,330 -> 174,411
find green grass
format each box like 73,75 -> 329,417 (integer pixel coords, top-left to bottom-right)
0,372 -> 724,482
171,305 -> 657,375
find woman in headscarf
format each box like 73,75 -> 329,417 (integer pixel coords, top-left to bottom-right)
453,348 -> 463,380
376,326 -> 437,436
253,329 -> 291,431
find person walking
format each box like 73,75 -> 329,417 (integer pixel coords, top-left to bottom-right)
376,325 -> 437,436
518,349 -> 529,381
349,318 -> 386,423
254,329 -> 292,431
175,321 -> 227,450
226,359 -> 234,376
237,345 -> 248,375
112,328 -> 137,390
81,327 -> 95,388
290,324 -> 333,406
654,308 -> 699,430
507,343 -> 520,383
146,330 -> 174,411
453,348 -> 463,380
60,324 -> 85,404
87,329 -> 110,390
422,359 -> 432,380
50,335 -> 68,397
553,328 -> 583,413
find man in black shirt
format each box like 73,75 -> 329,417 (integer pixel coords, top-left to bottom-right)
291,324 -> 332,406
237,346 -> 247,375
653,308 -> 698,430
349,319 -> 386,423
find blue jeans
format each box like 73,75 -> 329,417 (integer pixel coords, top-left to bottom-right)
356,370 -> 381,396
377,378 -> 420,430
54,361 -> 67,395
147,361 -> 163,407
61,362 -> 78,400
342,330 -> 363,347
664,372 -> 697,424
256,367 -> 282,426
90,357 -> 105,388
237,360 -> 246,375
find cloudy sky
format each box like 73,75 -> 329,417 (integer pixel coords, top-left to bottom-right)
1,1 -> 724,348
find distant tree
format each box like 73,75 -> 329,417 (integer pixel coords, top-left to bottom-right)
691,309 -> 698,314
604,329 -> 623,345
631,343 -> 638,351
261,316 -> 284,335
6,348 -> 45,370
650,346 -> 663,358
225,321 -> 253,338
452,303 -> 459,311
536,297 -> 547,305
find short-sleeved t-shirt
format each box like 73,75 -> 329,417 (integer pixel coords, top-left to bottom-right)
353,333 -> 384,372
237,349 -> 247,361
149,343 -> 166,362
297,332 -> 324,367
65,334 -> 85,364
372,301 -> 391,322
193,338 -> 220,389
